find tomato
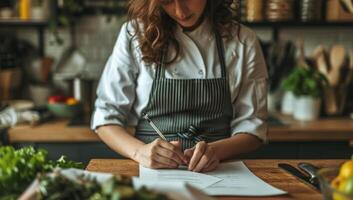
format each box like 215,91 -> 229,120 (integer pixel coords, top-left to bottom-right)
48,95 -> 66,104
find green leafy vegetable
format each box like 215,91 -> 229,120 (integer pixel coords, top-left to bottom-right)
0,146 -> 83,199
38,171 -> 170,200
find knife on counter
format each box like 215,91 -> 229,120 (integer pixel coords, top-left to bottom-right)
297,162 -> 320,189
278,163 -> 320,191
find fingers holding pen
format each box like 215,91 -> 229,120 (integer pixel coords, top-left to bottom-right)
187,141 -> 207,171
160,140 -> 188,164
185,141 -> 220,172
154,141 -> 185,165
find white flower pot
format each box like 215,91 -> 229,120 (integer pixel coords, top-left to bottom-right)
281,91 -> 295,115
293,96 -> 321,121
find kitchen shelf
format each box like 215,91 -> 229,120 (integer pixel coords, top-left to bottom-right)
242,21 -> 353,41
0,19 -> 48,27
243,21 -> 353,28
0,19 -> 49,56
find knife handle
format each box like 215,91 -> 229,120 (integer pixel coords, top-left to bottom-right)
298,162 -> 319,183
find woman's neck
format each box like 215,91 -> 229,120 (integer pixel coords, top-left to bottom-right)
182,12 -> 205,32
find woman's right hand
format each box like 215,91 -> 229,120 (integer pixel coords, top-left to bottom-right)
134,138 -> 188,169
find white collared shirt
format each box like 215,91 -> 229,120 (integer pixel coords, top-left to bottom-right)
91,20 -> 268,142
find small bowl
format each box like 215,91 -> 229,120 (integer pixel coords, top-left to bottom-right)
47,103 -> 82,118
317,168 -> 353,200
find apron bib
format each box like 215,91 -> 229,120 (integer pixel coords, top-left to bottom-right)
135,32 -> 232,150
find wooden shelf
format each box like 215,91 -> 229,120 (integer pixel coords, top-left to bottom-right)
241,21 -> 353,41
0,19 -> 48,27
0,19 -> 49,56
242,21 -> 353,28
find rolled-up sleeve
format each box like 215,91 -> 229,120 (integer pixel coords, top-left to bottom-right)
230,34 -> 268,143
91,23 -> 138,131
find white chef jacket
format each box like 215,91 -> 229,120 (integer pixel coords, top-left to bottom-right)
91,19 -> 268,142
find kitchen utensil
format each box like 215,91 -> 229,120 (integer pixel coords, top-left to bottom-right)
328,45 -> 346,87
297,39 -> 309,69
278,163 -> 320,191
337,50 -> 353,114
313,45 -> 329,77
341,0 -> 353,13
324,87 -> 339,115
298,162 -> 320,187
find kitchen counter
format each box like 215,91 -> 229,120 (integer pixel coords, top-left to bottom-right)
86,159 -> 344,200
5,116 -> 353,143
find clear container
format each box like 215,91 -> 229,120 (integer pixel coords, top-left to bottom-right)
317,168 -> 353,200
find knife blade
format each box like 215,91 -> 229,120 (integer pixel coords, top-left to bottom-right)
278,163 -> 320,191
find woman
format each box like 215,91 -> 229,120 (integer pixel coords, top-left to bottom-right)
91,0 -> 268,172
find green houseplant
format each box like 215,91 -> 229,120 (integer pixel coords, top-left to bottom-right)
282,66 -> 328,98
281,66 -> 328,120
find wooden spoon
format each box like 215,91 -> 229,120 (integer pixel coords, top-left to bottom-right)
341,0 -> 353,13
297,39 -> 309,69
328,45 -> 346,87
313,45 -> 329,77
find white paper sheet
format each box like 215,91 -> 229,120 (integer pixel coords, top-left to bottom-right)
139,161 -> 287,196
133,178 -> 215,200
139,165 -> 222,190
204,161 -> 287,196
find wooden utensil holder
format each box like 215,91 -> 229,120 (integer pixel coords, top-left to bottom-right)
327,0 -> 353,21
0,68 -> 22,101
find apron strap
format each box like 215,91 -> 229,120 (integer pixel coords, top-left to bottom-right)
156,44 -> 168,79
215,31 -> 227,79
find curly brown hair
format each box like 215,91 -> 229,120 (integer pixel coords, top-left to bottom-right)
127,0 -> 239,65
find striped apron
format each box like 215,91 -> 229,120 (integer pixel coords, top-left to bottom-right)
135,32 -> 233,151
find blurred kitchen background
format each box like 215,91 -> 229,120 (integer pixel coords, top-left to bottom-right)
0,0 -> 353,164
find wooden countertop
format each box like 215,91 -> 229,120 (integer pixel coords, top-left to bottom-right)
6,115 -> 353,143
86,159 -> 344,200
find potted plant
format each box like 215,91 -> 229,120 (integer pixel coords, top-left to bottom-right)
281,66 -> 328,120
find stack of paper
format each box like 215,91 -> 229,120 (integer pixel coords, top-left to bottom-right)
139,161 -> 287,196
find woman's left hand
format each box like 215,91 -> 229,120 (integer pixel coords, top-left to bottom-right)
184,141 -> 220,172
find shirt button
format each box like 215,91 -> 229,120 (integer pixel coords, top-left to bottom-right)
198,70 -> 204,75
208,36 -> 213,41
